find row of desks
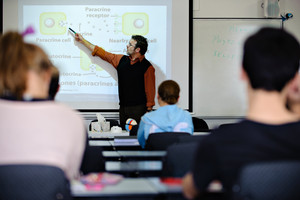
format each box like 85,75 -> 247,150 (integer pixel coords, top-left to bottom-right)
71,131 -> 214,199
89,138 -> 142,151
73,133 -> 182,199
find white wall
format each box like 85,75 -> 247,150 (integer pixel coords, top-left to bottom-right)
192,0 -> 300,128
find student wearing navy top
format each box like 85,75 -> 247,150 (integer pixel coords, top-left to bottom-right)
182,27 -> 300,199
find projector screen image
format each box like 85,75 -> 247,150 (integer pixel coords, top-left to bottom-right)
3,0 -> 191,111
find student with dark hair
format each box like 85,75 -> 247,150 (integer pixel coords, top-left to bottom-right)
137,80 -> 193,148
0,31 -> 86,180
74,33 -> 155,129
182,27 -> 300,199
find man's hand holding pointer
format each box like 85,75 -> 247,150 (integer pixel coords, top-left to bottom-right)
74,33 -> 95,52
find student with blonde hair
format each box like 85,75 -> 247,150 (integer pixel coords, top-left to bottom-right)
0,31 -> 86,181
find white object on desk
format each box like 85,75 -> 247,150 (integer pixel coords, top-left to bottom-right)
101,121 -> 110,132
111,126 -> 122,133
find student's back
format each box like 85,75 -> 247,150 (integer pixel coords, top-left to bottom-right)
194,120 -> 300,190
0,100 -> 86,180
0,31 -> 86,180
182,27 -> 300,199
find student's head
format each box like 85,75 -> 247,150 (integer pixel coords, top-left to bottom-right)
48,66 -> 60,100
242,27 -> 300,92
158,80 -> 180,105
0,31 -> 53,100
131,35 -> 148,55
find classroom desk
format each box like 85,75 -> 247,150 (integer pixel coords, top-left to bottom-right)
105,161 -> 163,177
88,139 -> 142,151
72,177 -> 225,200
109,140 -> 143,151
88,140 -> 114,151
102,150 -> 167,161
72,178 -> 159,200
89,140 -> 112,146
88,131 -> 129,139
72,177 -> 185,200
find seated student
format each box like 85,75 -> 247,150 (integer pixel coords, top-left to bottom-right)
0,31 -> 86,180
182,27 -> 300,199
137,80 -> 194,148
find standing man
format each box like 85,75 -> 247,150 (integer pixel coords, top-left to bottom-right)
75,34 -> 155,129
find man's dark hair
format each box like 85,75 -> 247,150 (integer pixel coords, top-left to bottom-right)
243,27 -> 300,92
132,35 -> 148,55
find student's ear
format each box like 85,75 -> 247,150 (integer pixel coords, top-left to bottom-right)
240,67 -> 249,82
157,93 -> 160,100
287,73 -> 300,101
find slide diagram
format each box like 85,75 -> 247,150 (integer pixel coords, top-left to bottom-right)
22,4 -> 169,104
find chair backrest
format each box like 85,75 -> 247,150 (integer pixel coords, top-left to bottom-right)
129,124 -> 139,136
192,117 -> 209,132
178,134 -> 207,144
233,161 -> 300,200
162,142 -> 199,177
0,164 -> 72,200
145,132 -> 191,150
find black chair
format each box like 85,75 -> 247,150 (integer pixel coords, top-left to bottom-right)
162,142 -> 199,177
178,134 -> 207,144
89,118 -> 120,131
145,132 -> 191,150
0,164 -> 72,200
233,161 -> 300,200
80,145 -> 105,174
192,117 -> 209,132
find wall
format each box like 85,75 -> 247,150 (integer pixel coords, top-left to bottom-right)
192,0 -> 300,128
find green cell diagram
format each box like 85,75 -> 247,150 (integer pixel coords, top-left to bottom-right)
122,13 -> 149,35
39,12 -> 67,35
80,51 -> 103,72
